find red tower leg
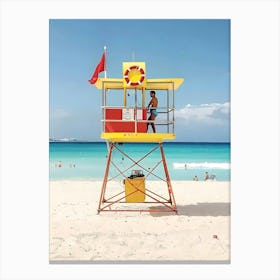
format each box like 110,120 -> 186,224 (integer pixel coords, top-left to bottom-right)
159,143 -> 178,213
97,142 -> 114,213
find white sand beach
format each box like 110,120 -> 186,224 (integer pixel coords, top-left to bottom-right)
50,180 -> 230,263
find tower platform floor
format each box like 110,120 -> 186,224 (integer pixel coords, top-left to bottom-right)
101,132 -> 175,143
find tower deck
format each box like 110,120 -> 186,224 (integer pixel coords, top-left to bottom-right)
101,132 -> 175,143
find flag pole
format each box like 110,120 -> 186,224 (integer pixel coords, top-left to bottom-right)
104,46 -> 107,78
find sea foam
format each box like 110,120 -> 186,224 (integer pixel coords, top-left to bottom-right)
173,162 -> 230,170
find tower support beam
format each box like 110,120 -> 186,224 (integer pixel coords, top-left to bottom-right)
97,142 -> 178,214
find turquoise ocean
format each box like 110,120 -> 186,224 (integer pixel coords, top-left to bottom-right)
49,142 -> 230,181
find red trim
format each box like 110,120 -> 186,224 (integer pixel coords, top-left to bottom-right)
124,65 -> 145,86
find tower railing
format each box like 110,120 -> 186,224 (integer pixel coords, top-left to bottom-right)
101,105 -> 175,134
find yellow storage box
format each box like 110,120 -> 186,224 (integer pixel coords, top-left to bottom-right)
124,171 -> 145,203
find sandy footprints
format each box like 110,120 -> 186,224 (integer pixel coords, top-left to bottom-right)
50,233 -> 98,260
49,236 -> 77,259
49,237 -> 64,256
74,233 -> 99,257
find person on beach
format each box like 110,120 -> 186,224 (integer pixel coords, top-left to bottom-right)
205,171 -> 209,180
146,90 -> 158,133
193,176 -> 198,181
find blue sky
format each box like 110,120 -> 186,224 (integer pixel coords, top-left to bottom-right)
49,19 -> 230,142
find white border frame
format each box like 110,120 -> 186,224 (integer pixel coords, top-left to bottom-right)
1,0 -> 279,279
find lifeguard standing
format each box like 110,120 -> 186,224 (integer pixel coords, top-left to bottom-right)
90,55 -> 184,213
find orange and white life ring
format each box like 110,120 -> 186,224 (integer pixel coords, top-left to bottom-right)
124,65 -> 145,86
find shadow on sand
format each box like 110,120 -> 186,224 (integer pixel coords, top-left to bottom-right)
149,202 -> 231,217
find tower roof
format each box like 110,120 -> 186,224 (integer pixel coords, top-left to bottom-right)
93,78 -> 184,90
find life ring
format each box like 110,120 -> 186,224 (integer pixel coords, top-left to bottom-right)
124,65 -> 145,86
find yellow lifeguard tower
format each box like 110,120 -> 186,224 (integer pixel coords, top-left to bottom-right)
93,62 -> 184,213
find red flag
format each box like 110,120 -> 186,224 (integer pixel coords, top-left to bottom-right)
88,52 -> 106,84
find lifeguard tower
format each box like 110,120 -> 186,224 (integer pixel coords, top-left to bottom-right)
93,62 -> 183,213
